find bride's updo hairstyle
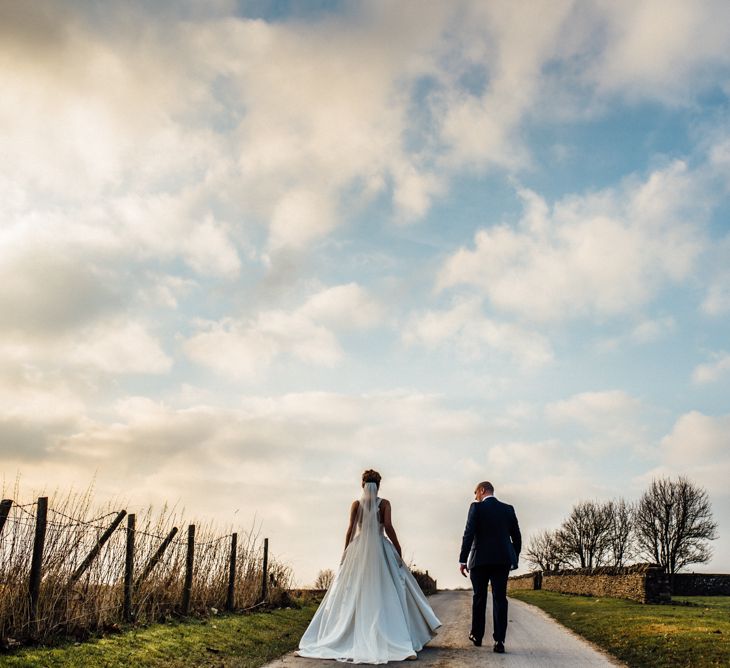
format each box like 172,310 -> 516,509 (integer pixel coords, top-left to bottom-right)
362,469 -> 382,489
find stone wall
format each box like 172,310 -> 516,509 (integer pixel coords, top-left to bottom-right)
507,571 -> 542,592
672,574 -> 730,596
541,564 -> 671,604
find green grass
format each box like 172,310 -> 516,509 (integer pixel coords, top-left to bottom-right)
0,603 -> 319,668
510,590 -> 730,667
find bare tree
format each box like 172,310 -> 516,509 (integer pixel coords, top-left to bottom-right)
314,568 -> 335,590
605,498 -> 635,567
558,500 -> 613,568
525,529 -> 565,571
634,476 -> 717,575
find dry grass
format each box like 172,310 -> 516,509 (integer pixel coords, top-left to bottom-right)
0,482 -> 292,646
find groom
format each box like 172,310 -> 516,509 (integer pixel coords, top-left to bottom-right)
459,481 -> 521,654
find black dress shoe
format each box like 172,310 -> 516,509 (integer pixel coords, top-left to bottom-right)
468,633 -> 482,647
493,641 -> 505,653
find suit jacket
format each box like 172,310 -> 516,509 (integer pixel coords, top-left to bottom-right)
459,497 -> 522,569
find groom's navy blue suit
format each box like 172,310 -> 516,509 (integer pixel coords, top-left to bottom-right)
459,496 -> 521,645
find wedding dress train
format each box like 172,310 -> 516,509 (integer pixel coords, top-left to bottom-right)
298,483 -> 441,664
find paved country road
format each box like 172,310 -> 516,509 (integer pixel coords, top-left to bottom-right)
264,590 -> 624,667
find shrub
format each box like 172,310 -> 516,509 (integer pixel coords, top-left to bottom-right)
314,568 -> 335,590
410,567 -> 437,595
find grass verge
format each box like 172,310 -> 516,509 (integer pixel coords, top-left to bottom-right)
509,590 -> 730,667
0,603 -> 319,668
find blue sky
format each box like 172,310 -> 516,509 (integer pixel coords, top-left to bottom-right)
1,0 -> 729,587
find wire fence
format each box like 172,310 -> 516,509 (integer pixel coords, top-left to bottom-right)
0,490 -> 292,645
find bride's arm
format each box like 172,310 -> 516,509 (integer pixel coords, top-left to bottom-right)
381,500 -> 402,558
344,500 -> 359,550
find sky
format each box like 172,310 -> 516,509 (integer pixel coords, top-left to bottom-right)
1,0 -> 729,589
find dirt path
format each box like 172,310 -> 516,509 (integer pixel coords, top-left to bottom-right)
263,590 -> 623,667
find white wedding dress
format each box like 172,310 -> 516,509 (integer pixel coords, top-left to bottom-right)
298,483 -> 441,664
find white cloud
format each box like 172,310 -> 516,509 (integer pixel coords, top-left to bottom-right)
692,351 -> 730,384
299,283 -> 384,329
655,410 -> 730,572
138,273 -> 197,310
546,390 -> 641,428
52,389 -> 486,484
0,316 -> 171,379
595,315 -> 676,352
0,196 -> 242,371
439,0 -> 574,169
391,165 -> 444,222
3,0 -> 729,275
69,321 -> 172,375
546,390 -> 647,455
184,312 -> 341,378
588,0 -> 730,101
0,365 -> 85,425
184,283 -> 383,379
701,274 -> 730,316
0,223 -> 124,335
699,234 -> 730,316
201,9 -> 452,242
0,215 -> 174,377
403,297 -> 553,369
0,361 -> 88,459
438,162 -> 706,322
183,215 -> 242,279
484,439 -> 580,487
238,390 -> 484,447
110,192 -> 243,279
0,4 -> 216,200
268,188 -> 339,251
629,316 -> 676,343
659,411 -> 730,497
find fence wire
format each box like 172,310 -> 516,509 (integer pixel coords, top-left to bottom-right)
0,496 -> 291,645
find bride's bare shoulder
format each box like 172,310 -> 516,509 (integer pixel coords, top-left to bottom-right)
379,498 -> 391,507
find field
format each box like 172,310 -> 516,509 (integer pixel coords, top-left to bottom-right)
510,590 -> 730,667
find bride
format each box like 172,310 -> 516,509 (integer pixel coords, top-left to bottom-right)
298,470 -> 441,664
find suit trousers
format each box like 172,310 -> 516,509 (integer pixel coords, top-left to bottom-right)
469,564 -> 510,643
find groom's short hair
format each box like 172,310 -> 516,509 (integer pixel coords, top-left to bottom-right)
478,481 -> 494,494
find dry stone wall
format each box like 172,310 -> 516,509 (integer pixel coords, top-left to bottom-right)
507,571 -> 541,592
508,563 -> 672,604
672,574 -> 730,596
541,564 -> 671,604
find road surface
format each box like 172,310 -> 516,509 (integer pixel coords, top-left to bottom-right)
263,590 -> 623,667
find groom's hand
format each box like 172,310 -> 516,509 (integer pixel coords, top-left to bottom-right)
459,564 -> 469,577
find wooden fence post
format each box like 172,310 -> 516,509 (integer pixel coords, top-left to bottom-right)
29,496 -> 48,637
182,524 -> 195,615
226,532 -> 237,611
0,499 -> 12,538
260,537 -> 269,603
135,527 -> 178,588
68,510 -> 127,586
124,513 -> 135,622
